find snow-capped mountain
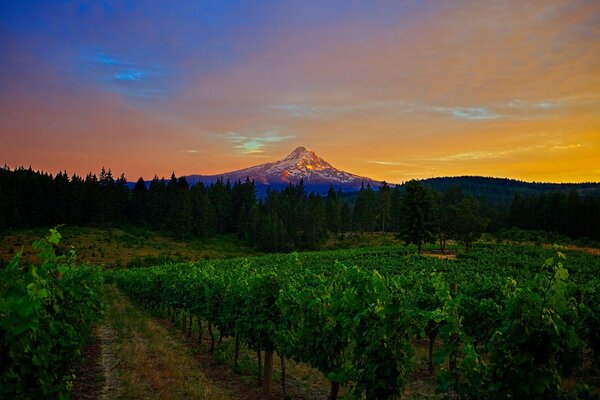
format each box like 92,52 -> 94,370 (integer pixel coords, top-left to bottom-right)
186,146 -> 378,193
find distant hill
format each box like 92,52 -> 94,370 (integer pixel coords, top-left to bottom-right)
419,176 -> 600,204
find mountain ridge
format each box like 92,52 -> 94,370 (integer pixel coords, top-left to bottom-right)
186,146 -> 378,192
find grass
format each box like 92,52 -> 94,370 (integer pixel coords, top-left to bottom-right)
157,309 -> 444,400
103,285 -> 232,400
156,310 -> 335,399
321,231 -> 402,249
0,226 -> 260,268
4,226 -> 596,271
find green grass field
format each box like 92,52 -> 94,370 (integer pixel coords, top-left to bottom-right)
0,226 -> 261,269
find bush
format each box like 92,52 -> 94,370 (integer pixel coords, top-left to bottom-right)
0,229 -> 104,398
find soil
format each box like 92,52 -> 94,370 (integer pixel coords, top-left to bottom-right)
71,325 -> 120,399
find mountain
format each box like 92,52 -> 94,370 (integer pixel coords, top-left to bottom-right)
186,146 -> 378,194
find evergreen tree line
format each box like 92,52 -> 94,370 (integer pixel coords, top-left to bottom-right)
509,191 -> 599,240
1,167 -> 598,252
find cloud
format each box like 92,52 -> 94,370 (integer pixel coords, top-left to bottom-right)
416,104 -> 500,120
270,102 -> 392,118
225,131 -> 295,154
448,107 -> 499,121
430,141 -> 583,162
84,50 -> 170,100
553,143 -> 581,150
271,101 -> 539,121
369,160 -> 418,167
114,70 -> 145,81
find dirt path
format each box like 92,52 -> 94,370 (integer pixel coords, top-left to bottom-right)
73,285 -> 440,399
98,325 -> 120,399
71,324 -> 120,399
156,316 -> 330,400
73,285 -> 232,400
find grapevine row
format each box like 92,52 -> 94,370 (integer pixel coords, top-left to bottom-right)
110,244 -> 599,399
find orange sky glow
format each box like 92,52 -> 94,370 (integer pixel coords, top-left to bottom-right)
0,1 -> 599,183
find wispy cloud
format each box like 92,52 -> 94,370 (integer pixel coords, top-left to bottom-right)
225,131 -> 295,154
507,99 -> 561,110
84,50 -> 170,100
439,106 -> 499,121
369,160 -> 418,167
269,102 -> 392,118
114,70 -> 145,81
430,141 -> 583,162
553,143 -> 581,150
452,107 -> 497,120
271,101 -> 558,121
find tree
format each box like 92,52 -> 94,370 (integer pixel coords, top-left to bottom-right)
131,177 -> 147,225
304,193 -> 326,248
378,181 -> 392,233
353,183 -> 377,232
339,201 -> 353,233
454,196 -> 488,252
325,185 -> 340,233
438,186 -> 464,253
398,180 -> 438,252
191,183 -> 216,237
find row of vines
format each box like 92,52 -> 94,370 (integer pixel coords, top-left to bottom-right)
0,229 -> 104,398
110,244 -> 599,399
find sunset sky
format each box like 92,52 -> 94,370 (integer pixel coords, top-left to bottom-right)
1,0 -> 599,183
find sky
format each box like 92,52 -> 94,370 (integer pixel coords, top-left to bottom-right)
0,0 -> 599,183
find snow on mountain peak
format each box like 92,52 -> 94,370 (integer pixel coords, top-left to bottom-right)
186,146 -> 377,190
277,146 -> 332,172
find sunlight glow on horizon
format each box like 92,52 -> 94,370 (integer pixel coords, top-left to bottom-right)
0,0 -> 598,183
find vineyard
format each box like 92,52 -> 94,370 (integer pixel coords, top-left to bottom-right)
107,244 -> 600,399
0,229 -> 104,398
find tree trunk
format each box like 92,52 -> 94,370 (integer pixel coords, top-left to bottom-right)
218,331 -> 224,346
449,283 -> 458,372
263,349 -> 274,396
257,350 -> 263,387
428,330 -> 436,374
182,312 -> 187,334
188,314 -> 193,337
280,354 -> 287,399
197,317 -> 203,344
328,381 -> 340,400
208,322 -> 215,352
234,337 -> 241,372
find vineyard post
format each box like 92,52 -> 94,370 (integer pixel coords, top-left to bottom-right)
280,354 -> 287,399
197,317 -> 203,344
208,322 -> 215,352
578,290 -> 584,368
263,348 -> 274,396
427,320 -> 437,374
234,337 -> 241,372
328,381 -> 340,400
449,282 -> 458,372
257,349 -> 263,387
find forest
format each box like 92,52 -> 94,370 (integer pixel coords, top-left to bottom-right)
1,166 -> 599,252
